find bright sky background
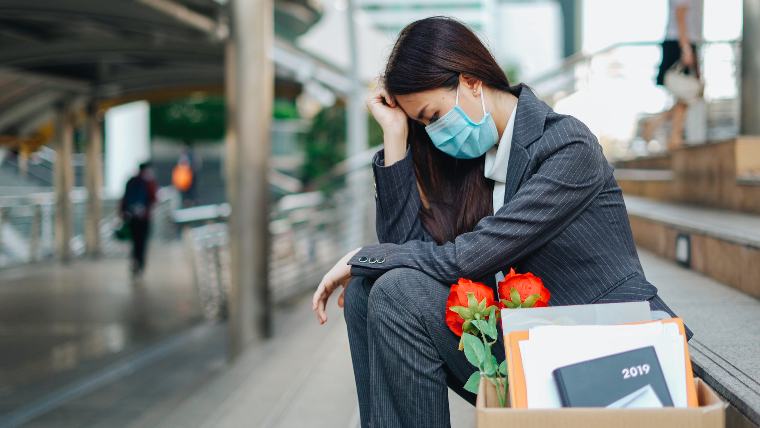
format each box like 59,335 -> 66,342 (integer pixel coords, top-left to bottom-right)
582,0 -> 742,53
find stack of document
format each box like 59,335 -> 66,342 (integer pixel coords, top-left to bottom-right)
502,303 -> 697,409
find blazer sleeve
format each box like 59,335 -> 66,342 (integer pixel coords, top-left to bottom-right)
348,127 -> 608,283
372,146 -> 434,244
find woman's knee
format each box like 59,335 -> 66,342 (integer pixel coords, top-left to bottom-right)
367,268 -> 440,319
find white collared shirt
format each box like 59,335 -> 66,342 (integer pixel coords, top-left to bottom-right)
483,100 -> 517,283
484,100 -> 517,214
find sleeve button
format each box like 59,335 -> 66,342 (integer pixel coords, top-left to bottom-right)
377,257 -> 385,263
358,256 -> 369,263
368,257 -> 377,264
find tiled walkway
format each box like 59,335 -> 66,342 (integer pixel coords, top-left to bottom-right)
152,289 -> 474,428
157,249 -> 760,427
4,247 -> 758,427
0,243 -> 203,427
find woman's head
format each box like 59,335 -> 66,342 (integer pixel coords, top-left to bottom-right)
381,16 -> 517,245
384,16 -> 512,127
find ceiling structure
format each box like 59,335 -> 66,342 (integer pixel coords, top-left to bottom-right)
0,0 -> 351,147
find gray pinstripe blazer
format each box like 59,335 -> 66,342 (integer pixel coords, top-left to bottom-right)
348,84 -> 687,334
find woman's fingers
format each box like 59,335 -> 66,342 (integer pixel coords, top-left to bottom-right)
367,86 -> 395,110
316,279 -> 329,323
311,281 -> 323,311
314,248 -> 358,324
380,88 -> 395,108
315,275 -> 338,324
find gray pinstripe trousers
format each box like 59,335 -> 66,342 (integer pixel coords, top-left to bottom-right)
344,267 -> 506,428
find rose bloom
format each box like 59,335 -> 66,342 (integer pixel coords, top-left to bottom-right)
497,268 -> 551,308
445,278 -> 496,336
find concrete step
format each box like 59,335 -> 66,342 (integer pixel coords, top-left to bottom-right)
615,137 -> 760,215
625,195 -> 760,299
640,250 -> 760,428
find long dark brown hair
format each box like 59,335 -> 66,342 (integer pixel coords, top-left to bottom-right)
383,16 -> 517,244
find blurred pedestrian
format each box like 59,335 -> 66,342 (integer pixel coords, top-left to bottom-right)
173,142 -> 200,207
645,0 -> 703,150
120,161 -> 157,278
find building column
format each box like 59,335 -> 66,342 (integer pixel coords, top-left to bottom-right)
345,0 -> 369,250
741,0 -> 760,135
54,105 -> 74,262
85,104 -> 103,257
226,0 -> 274,358
558,0 -> 582,58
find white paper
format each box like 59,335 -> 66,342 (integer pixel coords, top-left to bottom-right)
518,322 -> 688,408
606,385 -> 664,408
500,302 -> 652,334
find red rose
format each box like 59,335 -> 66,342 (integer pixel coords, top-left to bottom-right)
445,278 -> 496,336
498,268 -> 551,308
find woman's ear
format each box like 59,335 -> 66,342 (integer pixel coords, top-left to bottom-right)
459,74 -> 482,94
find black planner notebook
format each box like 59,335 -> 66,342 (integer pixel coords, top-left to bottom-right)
552,346 -> 673,407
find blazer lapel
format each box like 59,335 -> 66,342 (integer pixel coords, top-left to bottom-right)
502,83 -> 550,205
503,144 -> 529,205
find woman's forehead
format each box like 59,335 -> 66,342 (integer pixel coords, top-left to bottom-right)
396,88 -> 454,119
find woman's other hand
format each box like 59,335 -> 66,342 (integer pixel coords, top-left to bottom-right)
312,247 -> 361,324
366,78 -> 408,163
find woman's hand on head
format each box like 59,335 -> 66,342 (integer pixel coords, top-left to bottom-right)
366,81 -> 408,143
312,247 -> 361,324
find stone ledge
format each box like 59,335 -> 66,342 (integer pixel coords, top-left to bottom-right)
625,195 -> 760,250
617,138 -> 760,215
639,251 -> 760,428
691,342 -> 760,427
614,168 -> 674,182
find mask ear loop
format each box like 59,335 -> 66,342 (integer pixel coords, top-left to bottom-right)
479,87 -> 487,116
455,85 -> 460,106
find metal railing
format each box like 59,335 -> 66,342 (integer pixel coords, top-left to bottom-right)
183,149 -> 377,320
0,187 -> 179,268
528,40 -> 741,160
0,146 -> 87,187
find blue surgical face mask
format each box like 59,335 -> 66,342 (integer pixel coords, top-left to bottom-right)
424,85 -> 499,159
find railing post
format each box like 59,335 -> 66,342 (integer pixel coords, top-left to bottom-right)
54,104 -> 75,262
0,207 -> 5,266
30,204 -> 41,262
345,0 -> 369,251
85,103 -> 103,257
226,0 -> 274,358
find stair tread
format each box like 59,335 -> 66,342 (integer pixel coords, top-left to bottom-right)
640,250 -> 760,424
624,195 -> 760,248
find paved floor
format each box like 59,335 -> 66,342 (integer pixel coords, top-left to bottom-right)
153,291 -> 474,428
156,249 -> 760,428
0,243 -> 203,426
2,247 -> 757,427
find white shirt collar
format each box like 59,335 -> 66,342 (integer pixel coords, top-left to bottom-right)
484,100 -> 517,183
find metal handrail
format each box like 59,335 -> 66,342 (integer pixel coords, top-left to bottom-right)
0,187 -> 179,268
528,39 -> 740,89
185,149 -> 378,318
525,38 -> 742,160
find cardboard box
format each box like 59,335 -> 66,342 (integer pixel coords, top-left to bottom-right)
476,377 -> 726,428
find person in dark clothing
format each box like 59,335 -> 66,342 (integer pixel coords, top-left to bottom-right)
120,162 -> 158,277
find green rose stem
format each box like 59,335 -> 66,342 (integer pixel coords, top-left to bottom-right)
451,278 -> 548,407
455,294 -> 509,407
